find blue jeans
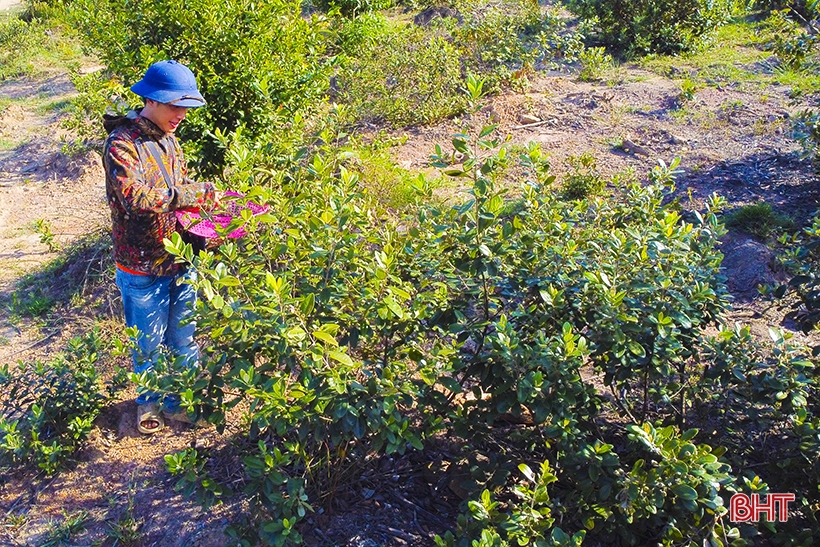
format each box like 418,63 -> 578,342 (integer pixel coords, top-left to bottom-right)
115,267 -> 198,412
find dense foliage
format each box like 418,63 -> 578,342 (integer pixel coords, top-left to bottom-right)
566,0 -> 737,55
137,111 -> 820,545
67,0 -> 332,173
335,19 -> 468,125
0,330 -> 111,475
4,1 -> 820,545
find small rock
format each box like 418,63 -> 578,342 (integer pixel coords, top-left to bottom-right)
721,235 -> 779,300
669,134 -> 687,145
621,138 -> 650,156
518,113 -> 541,125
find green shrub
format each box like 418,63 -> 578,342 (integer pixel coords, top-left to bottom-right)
577,45 -> 614,81
754,0 -> 817,18
62,69 -> 129,141
566,0 -> 737,55
328,10 -> 391,54
723,201 -> 794,239
419,127 -> 743,545
446,0 -> 572,87
560,151 -> 604,199
0,7 -> 85,80
0,330 -> 108,475
311,0 -> 393,16
764,9 -> 819,70
342,135 -> 433,210
150,87 -> 817,544
150,134 -> 434,542
792,108 -> 820,166
679,77 -> 699,102
68,0 -> 332,174
336,23 -> 467,126
771,214 -> 820,332
453,0 -> 542,67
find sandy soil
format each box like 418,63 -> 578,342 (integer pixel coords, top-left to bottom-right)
1,40 -> 820,547
0,0 -> 20,12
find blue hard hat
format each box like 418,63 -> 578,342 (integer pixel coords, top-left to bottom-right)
130,60 -> 206,108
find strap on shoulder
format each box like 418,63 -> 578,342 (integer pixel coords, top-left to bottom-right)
144,140 -> 174,189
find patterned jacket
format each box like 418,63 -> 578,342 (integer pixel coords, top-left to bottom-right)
104,111 -> 216,276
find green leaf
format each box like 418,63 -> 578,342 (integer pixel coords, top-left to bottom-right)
300,293 -> 315,316
383,296 -> 403,318
479,125 -> 498,138
672,484 -> 698,501
518,463 -> 535,482
628,341 -> 646,357
312,330 -> 338,346
328,350 -> 354,367
439,377 -> 462,393
217,275 -> 241,287
286,326 -> 306,343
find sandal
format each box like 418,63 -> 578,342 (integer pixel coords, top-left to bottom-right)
137,402 -> 164,434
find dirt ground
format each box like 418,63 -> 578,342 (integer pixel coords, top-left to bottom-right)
1,44 -> 820,547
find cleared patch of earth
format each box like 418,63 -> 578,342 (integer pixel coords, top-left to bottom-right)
1,54 -> 820,547
0,0 -> 21,11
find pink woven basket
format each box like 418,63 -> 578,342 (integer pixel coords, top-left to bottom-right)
176,191 -> 268,239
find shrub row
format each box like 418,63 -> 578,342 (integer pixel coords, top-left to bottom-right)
143,121 -> 820,545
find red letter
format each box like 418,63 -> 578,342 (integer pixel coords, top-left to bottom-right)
730,493 -> 752,522
752,494 -> 776,522
770,493 -> 795,522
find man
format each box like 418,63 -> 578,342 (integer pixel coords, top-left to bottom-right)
104,60 -> 217,434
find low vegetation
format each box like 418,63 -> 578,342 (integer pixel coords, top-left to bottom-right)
3,0 -> 820,546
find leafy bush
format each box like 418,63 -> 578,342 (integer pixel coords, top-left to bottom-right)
560,151 -> 605,198
148,137 -> 436,542
145,81 -> 818,545
723,201 -> 794,239
679,77 -> 700,102
0,6 -> 84,80
62,69 -> 129,141
328,10 -> 391,53
68,0 -> 332,174
764,9 -> 819,70
452,0 -> 543,68
792,108 -> 820,166
0,330 -> 108,475
577,46 -> 614,81
340,133 -> 434,210
0,16 -> 40,78
566,0 -> 737,55
755,0 -> 818,18
311,0 -> 393,16
336,21 -> 468,125
444,0 -> 586,87
770,214 -> 820,332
